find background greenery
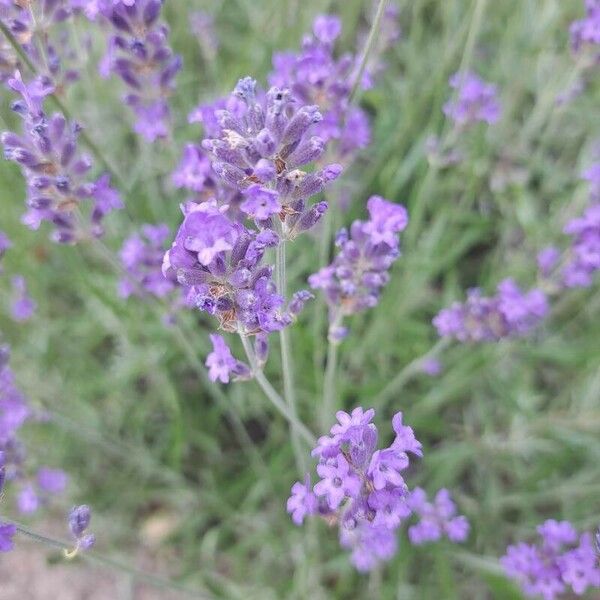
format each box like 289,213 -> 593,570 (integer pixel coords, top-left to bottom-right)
1,0 -> 599,598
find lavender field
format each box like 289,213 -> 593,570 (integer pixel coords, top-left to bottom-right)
1,1 -> 599,598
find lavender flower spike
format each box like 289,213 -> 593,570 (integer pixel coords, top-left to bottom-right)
67,505 -> 95,556
443,71 -> 501,127
97,0 -> 182,141
0,522 -> 16,553
288,407 -> 433,572
501,519 -> 600,599
309,196 -> 408,339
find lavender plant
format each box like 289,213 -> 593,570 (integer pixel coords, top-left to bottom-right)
0,1 -> 599,597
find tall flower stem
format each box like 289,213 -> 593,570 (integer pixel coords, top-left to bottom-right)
0,517 -> 214,599
239,334 -> 316,447
275,241 -> 307,470
321,312 -> 343,430
348,0 -> 390,104
372,338 -> 452,408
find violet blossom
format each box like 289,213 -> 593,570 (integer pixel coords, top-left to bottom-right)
433,279 -> 548,342
68,504 -> 95,553
96,0 -> 182,141
443,71 -> 501,127
10,275 -> 36,322
501,519 -> 600,599
309,196 -> 408,340
570,0 -> 600,54
1,71 -> 122,243
287,407 -> 469,572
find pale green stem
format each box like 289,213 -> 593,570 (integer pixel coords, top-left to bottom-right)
372,338 -> 452,407
1,517 -> 214,599
348,0 -> 390,104
239,334 -> 316,447
321,312 -> 343,430
274,242 -> 307,470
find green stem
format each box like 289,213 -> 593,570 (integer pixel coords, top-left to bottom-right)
275,242 -> 306,469
239,334 -> 316,446
348,0 -> 390,104
372,338 -> 452,408
1,517 -> 214,599
321,312 -> 343,430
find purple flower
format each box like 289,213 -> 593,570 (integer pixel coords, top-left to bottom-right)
434,279 -> 548,342
501,520 -> 600,599
420,357 -> 442,376
391,411 -> 423,457
570,1 -> 600,53
310,196 -> 408,335
314,454 -> 361,509
443,71 -> 501,127
68,505 -> 95,552
292,407 -> 424,571
37,467 -> 68,494
287,474 -> 318,525
0,523 -> 16,553
205,334 -> 250,384
408,488 -> 469,545
96,0 -> 181,141
10,276 -> 36,322
240,185 -> 281,220
17,484 -> 40,514
172,144 -> 213,192
368,448 -> 408,491
1,71 -> 121,243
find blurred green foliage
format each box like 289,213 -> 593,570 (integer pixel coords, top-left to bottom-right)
1,0 -> 599,598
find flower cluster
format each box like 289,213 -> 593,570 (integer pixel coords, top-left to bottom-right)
1,344 -> 68,515
67,504 -> 95,554
570,0 -> 600,54
561,164 -> 600,288
118,223 -> 175,299
205,334 -> 251,384
309,196 -> 408,340
96,0 -> 182,141
268,14 -> 371,161
163,201 -> 312,337
407,487 -> 469,544
443,71 -> 501,127
10,276 -> 36,322
433,279 -> 548,342
201,77 -> 341,235
287,408 -> 468,572
1,71 -> 122,243
0,0 -> 79,90
501,520 -> 600,599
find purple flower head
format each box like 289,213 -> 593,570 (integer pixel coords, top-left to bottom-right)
10,276 -> 36,322
267,15 -> 371,160
443,71 -> 501,127
17,484 -> 39,514
434,280 -> 548,342
408,488 -> 469,545
98,0 -> 181,141
420,357 -> 442,376
570,1 -> 600,53
287,474 -> 318,525
0,523 -> 16,553
293,407 -> 423,571
37,467 -> 68,495
68,505 -> 95,552
502,520 -> 600,599
0,349 -> 30,444
205,334 -> 250,384
172,144 -> 213,193
118,224 -> 176,300
1,69 -> 119,243
310,197 -> 408,334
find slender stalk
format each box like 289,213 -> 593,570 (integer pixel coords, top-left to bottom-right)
321,339 -> 339,430
348,0 -> 390,104
372,338 -> 452,408
1,517 -> 214,599
239,334 -> 316,446
274,242 -> 307,469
